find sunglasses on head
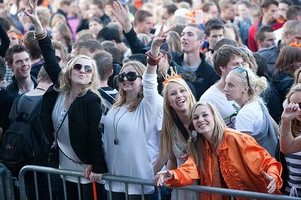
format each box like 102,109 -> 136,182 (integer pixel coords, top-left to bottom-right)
233,67 -> 251,90
117,71 -> 142,82
55,56 -> 62,63
73,63 -> 92,73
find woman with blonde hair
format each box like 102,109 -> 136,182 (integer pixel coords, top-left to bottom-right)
224,67 -> 278,156
280,84 -> 301,196
155,101 -> 283,199
153,76 -> 197,200
26,1 -> 108,199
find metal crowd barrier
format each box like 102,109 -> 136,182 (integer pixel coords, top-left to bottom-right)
15,165 -> 301,200
0,163 -> 15,200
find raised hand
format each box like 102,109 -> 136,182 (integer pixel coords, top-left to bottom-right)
23,0 -> 44,34
262,171 -> 276,194
112,1 -> 132,33
150,21 -> 175,57
23,0 -> 38,23
281,103 -> 300,122
152,21 -> 175,47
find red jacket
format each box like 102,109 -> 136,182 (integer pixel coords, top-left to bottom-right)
248,18 -> 284,52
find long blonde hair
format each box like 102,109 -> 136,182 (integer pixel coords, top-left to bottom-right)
188,101 -> 226,173
113,60 -> 146,112
286,84 -> 301,137
54,55 -> 100,98
160,78 -> 196,159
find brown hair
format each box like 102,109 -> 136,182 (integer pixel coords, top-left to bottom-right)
274,46 -> 301,82
113,61 -> 146,112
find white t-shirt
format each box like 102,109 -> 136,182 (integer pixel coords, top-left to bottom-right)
103,73 -> 161,195
274,27 -> 282,44
201,84 -> 239,128
235,100 -> 263,136
147,96 -> 163,165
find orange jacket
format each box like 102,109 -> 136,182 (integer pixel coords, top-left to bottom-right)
166,128 -> 283,200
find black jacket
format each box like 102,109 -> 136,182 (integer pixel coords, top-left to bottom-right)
171,51 -> 220,99
38,35 -> 108,173
0,89 -> 14,133
6,76 -> 38,97
0,24 -> 10,57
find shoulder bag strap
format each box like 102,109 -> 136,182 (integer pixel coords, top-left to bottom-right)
54,109 -> 69,140
25,98 -> 43,124
174,115 -> 190,141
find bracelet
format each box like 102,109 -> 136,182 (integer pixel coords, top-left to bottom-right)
145,50 -> 163,66
34,30 -> 47,40
280,132 -> 290,137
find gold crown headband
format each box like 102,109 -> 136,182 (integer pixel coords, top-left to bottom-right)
290,40 -> 301,48
162,67 -> 182,86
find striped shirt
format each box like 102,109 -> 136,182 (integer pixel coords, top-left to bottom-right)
284,151 -> 301,197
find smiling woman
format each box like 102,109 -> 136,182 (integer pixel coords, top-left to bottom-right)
25,0 -> 108,199
103,59 -> 163,200
154,101 -> 283,200
153,77 -> 198,200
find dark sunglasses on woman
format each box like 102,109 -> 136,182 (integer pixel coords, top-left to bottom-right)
73,64 -> 92,73
118,71 -> 142,82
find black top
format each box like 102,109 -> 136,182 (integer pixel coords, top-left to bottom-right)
172,51 -> 220,99
6,76 -> 38,97
0,89 -> 15,133
0,24 -> 10,57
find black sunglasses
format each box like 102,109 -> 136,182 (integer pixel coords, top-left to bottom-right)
55,56 -> 62,62
117,71 -> 142,82
73,63 -> 92,73
233,67 -> 251,90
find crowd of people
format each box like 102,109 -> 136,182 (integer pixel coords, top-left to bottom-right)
1,0 -> 301,199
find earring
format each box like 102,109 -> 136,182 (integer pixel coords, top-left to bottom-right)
191,130 -> 197,142
138,89 -> 143,98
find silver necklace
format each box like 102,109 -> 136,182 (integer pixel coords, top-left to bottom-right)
113,107 -> 127,145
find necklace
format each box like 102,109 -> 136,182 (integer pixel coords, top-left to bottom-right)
241,98 -> 252,108
36,87 -> 46,91
113,107 -> 127,145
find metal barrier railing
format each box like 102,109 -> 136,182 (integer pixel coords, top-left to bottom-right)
17,165 -> 301,200
0,163 -> 15,200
